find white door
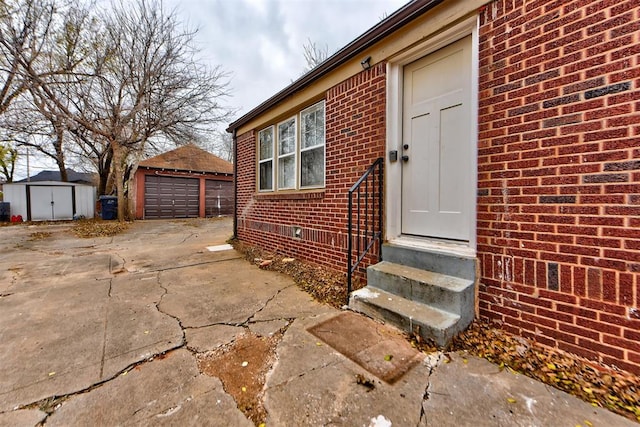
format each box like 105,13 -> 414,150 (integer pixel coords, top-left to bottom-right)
30,186 -> 74,220
401,36 -> 472,241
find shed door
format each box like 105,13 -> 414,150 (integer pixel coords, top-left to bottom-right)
30,186 -> 74,221
205,180 -> 233,217
144,175 -> 199,219
401,36 -> 472,241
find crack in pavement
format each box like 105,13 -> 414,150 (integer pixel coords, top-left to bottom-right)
418,353 -> 443,426
99,278 -> 114,380
154,274 -> 187,350
178,232 -> 196,245
24,346 -> 186,424
149,256 -> 243,273
244,284 -> 297,326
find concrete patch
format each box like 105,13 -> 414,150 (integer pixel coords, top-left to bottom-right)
46,349 -> 252,426
308,311 -> 424,384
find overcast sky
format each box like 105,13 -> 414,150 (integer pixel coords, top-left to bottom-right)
13,0 -> 408,180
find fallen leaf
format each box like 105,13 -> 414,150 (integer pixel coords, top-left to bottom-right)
384,354 -> 393,361
144,330 -> 149,334
48,372 -> 56,376
241,386 -> 247,393
507,398 -> 517,404
316,342 -> 323,346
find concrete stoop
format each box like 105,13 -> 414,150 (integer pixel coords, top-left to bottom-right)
349,243 -> 476,347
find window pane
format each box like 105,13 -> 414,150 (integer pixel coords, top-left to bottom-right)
278,155 -> 295,189
259,128 -> 273,160
301,103 -> 324,149
301,146 -> 324,187
259,161 -> 272,190
278,119 -> 295,155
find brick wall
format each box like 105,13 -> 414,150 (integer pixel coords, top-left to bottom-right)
478,0 -> 640,373
235,63 -> 386,277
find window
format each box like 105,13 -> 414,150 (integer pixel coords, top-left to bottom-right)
278,117 -> 296,189
300,102 -> 325,187
257,101 -> 325,192
258,127 -> 274,191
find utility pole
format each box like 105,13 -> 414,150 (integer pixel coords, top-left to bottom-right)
26,147 -> 30,182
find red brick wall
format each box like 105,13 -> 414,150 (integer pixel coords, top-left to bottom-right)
478,0 -> 640,373
235,63 -> 386,275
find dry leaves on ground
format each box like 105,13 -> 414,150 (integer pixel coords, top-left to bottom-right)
230,239 -> 348,308
73,219 -> 129,238
28,231 -> 52,241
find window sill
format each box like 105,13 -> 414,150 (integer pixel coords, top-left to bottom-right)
255,190 -> 325,201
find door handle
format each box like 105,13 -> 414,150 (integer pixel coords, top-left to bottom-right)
402,155 -> 409,162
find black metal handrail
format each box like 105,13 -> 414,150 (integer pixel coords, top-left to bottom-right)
347,157 -> 383,303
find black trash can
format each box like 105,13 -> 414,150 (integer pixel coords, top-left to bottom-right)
0,202 -> 9,222
99,196 -> 118,220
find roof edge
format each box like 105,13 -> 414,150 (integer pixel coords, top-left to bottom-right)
226,0 -> 443,133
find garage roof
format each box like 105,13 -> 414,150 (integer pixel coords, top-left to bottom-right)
139,145 -> 233,175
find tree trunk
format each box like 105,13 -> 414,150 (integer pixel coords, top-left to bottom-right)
54,125 -> 67,182
112,142 -> 126,222
124,162 -> 139,221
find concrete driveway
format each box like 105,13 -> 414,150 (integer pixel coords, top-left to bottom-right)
0,218 -> 635,426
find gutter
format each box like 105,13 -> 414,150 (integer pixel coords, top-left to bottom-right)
232,128 -> 238,238
226,0 -> 443,134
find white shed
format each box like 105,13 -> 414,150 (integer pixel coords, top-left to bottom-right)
3,181 -> 96,221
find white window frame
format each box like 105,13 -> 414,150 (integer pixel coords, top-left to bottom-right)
277,116 -> 297,190
299,101 -> 326,189
256,100 -> 326,192
258,126 -> 274,192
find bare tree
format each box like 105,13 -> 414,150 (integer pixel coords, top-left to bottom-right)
21,0 -> 231,220
0,0 -> 92,182
206,130 -> 233,163
302,38 -> 329,74
0,0 -> 56,116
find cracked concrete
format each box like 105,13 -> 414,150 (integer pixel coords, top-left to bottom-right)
0,218 -> 636,426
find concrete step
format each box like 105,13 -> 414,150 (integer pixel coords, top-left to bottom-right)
382,243 -> 477,281
367,261 -> 474,326
349,287 -> 462,347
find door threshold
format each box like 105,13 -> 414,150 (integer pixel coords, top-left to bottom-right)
388,235 -> 476,258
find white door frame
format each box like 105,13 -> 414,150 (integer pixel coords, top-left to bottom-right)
385,15 -> 479,255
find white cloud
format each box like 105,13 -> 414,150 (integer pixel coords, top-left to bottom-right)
166,0 -> 408,116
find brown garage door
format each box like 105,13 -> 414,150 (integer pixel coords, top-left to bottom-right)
144,175 -> 199,219
205,179 -> 233,217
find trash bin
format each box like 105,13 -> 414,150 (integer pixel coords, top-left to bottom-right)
99,196 -> 118,220
0,202 -> 9,222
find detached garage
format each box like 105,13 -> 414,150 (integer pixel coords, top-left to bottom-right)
134,145 -> 233,220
